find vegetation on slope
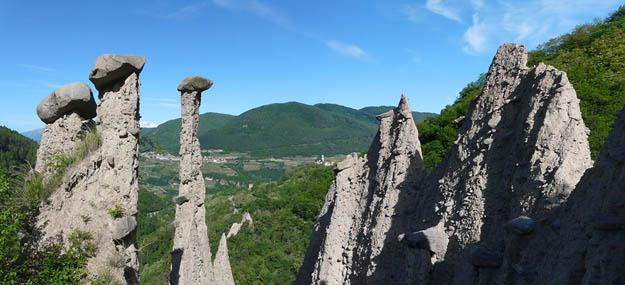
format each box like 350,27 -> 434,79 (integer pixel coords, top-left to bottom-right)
138,164 -> 334,284
418,6 -> 625,167
417,74 -> 485,170
141,112 -> 235,154
528,6 -> 625,159
199,102 -> 379,158
0,126 -> 38,170
143,102 -> 436,157
0,126 -> 101,284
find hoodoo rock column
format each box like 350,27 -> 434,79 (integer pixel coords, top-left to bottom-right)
90,54 -> 145,284
35,54 -> 145,284
170,76 -> 215,285
35,82 -> 97,174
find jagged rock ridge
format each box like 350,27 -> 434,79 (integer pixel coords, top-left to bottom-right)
297,42 -> 610,284
296,95 -> 427,284
411,43 -> 593,284
35,54 -> 144,284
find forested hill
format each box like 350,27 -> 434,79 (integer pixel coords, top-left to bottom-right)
417,6 -> 625,169
0,126 -> 38,170
140,112 -> 235,154
142,102 -> 437,157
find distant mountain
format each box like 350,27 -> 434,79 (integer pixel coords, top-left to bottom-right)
1,126 -> 39,170
21,128 -> 44,144
141,112 -> 235,154
360,106 -> 437,123
143,102 -> 438,157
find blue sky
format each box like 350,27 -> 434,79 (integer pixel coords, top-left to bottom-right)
0,0 -> 622,132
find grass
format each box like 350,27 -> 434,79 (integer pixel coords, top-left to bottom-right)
26,124 -> 102,205
107,204 -> 125,219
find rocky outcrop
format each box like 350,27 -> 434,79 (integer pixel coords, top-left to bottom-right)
35,54 -> 144,284
170,76 -> 216,284
213,234 -> 235,285
35,112 -> 85,174
528,104 -> 625,284
296,95 -> 427,284
227,212 -> 253,238
36,82 -> 97,124
297,42 -> 610,284
89,54 -> 146,91
34,82 -> 97,174
411,43 -> 593,284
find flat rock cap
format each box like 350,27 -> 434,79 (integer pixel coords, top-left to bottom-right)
89,54 -> 146,91
178,76 -> 213,92
36,82 -> 96,124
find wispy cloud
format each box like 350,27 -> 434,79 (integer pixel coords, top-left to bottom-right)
19,64 -> 56,73
426,0 -> 462,22
455,0 -> 621,55
165,2 -> 208,18
144,97 -> 178,103
471,0 -> 484,10
210,0 -> 291,28
326,41 -> 370,60
210,0 -> 371,61
159,103 -> 179,108
463,13 -> 487,53
401,3 -> 424,22
28,79 -> 63,89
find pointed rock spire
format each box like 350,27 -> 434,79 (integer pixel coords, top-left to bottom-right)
296,95 -> 427,284
413,42 -> 592,283
213,234 -> 235,285
170,76 -> 215,285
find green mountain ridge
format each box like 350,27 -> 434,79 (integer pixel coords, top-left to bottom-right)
0,126 -> 38,171
143,101 -> 437,157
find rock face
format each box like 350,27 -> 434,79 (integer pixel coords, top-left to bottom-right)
170,75 -> 220,284
213,234 -> 235,285
34,112 -> 85,174
36,82 -> 96,124
34,82 -> 97,174
297,42 -> 611,284
296,95 -> 427,284
177,75 -> 213,93
227,212 -> 253,238
36,54 -> 144,284
89,54 -> 146,91
410,43 -> 593,284
531,104 -> 625,284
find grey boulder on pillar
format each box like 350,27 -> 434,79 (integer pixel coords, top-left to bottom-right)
89,54 -> 146,91
36,82 -> 96,124
177,75 -> 213,92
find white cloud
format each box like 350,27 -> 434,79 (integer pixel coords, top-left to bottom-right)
326,41 -> 370,60
140,121 -> 160,128
463,13 -> 487,53
426,0 -> 462,22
